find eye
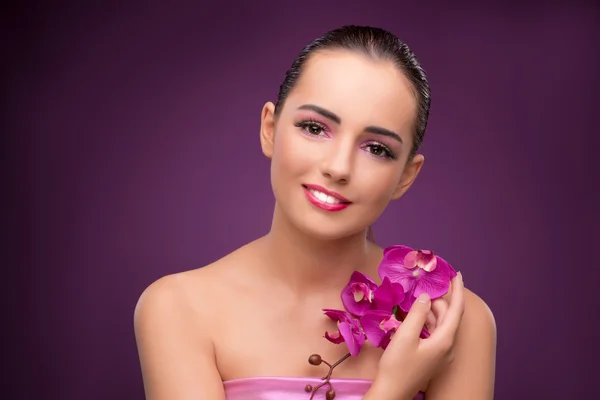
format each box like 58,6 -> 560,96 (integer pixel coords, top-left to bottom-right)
294,119 -> 329,137
363,142 -> 397,160
368,144 -> 386,156
305,123 -> 324,136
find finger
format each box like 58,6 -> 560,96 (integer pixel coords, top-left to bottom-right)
431,298 -> 449,327
425,310 -> 437,333
430,272 -> 465,340
396,292 -> 431,344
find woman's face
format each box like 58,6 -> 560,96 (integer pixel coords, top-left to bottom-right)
260,49 -> 424,240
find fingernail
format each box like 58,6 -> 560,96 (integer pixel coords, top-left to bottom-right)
458,271 -> 463,283
417,293 -> 430,304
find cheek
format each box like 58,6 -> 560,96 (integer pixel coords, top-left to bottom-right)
356,164 -> 401,206
270,131 -> 312,202
272,129 -> 319,178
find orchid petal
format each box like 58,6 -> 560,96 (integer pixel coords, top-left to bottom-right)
379,245 -> 413,280
435,256 -> 458,280
382,244 -> 414,258
350,271 -> 378,286
341,271 -> 378,317
399,265 -> 454,311
399,284 -> 417,312
380,315 -> 401,333
413,269 -> 452,299
403,250 -> 418,269
417,250 -> 437,272
324,329 -> 345,344
386,269 -> 418,295
372,277 -> 405,312
360,310 -> 390,348
352,283 -> 368,302
323,309 -> 347,322
381,246 -> 458,313
322,308 -> 365,356
338,321 -> 364,356
323,309 -> 348,344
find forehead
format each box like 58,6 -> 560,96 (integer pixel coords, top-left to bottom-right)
285,49 -> 417,136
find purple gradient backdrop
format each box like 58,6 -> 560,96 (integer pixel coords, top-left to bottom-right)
6,1 -> 598,399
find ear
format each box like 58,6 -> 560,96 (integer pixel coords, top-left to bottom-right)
391,154 -> 424,200
260,102 -> 276,159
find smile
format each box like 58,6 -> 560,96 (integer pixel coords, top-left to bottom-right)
302,184 -> 351,212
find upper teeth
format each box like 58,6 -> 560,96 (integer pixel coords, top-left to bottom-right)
309,188 -> 342,204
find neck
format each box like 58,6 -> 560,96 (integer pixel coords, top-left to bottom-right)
259,203 -> 379,294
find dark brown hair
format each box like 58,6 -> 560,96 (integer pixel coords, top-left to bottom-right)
274,25 -> 431,160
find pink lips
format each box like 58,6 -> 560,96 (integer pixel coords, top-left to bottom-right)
303,184 -> 352,212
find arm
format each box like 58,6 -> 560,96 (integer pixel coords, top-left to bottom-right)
134,275 -> 226,400
425,289 -> 497,399
363,274 -> 467,400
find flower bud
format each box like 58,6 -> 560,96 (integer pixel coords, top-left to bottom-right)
304,384 -> 313,392
326,389 -> 336,399
308,354 -> 322,365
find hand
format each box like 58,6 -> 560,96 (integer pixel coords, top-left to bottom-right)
367,273 -> 465,400
425,295 -> 450,334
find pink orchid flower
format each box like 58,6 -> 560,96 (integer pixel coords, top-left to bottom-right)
379,245 -> 457,312
341,271 -> 379,317
361,309 -> 430,350
322,309 -> 365,356
360,283 -> 431,350
360,310 -> 400,349
371,276 -> 406,312
357,275 -> 431,350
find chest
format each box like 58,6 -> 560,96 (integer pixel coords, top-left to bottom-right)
212,290 -> 384,381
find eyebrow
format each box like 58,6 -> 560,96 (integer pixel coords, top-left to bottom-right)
297,104 -> 403,144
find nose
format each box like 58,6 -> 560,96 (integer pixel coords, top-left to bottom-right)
319,138 -> 353,184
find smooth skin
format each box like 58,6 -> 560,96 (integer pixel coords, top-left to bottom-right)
134,49 -> 497,399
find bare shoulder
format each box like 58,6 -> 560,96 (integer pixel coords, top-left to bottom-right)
133,243 -> 258,400
134,240 -> 258,326
441,281 -> 496,333
427,285 -> 496,399
442,285 -> 496,356
134,271 -> 205,331
461,287 -> 497,338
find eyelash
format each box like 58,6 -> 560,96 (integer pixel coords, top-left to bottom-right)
363,141 -> 397,160
293,119 -> 397,160
294,119 -> 330,137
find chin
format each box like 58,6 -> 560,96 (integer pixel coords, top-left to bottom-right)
300,224 -> 357,241
272,184 -> 377,241
290,210 -> 369,242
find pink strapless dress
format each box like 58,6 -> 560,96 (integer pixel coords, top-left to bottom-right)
223,376 -> 425,399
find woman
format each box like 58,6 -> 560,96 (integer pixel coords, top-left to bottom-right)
134,25 -> 497,399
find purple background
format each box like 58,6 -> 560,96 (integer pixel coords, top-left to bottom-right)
6,1 -> 598,399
